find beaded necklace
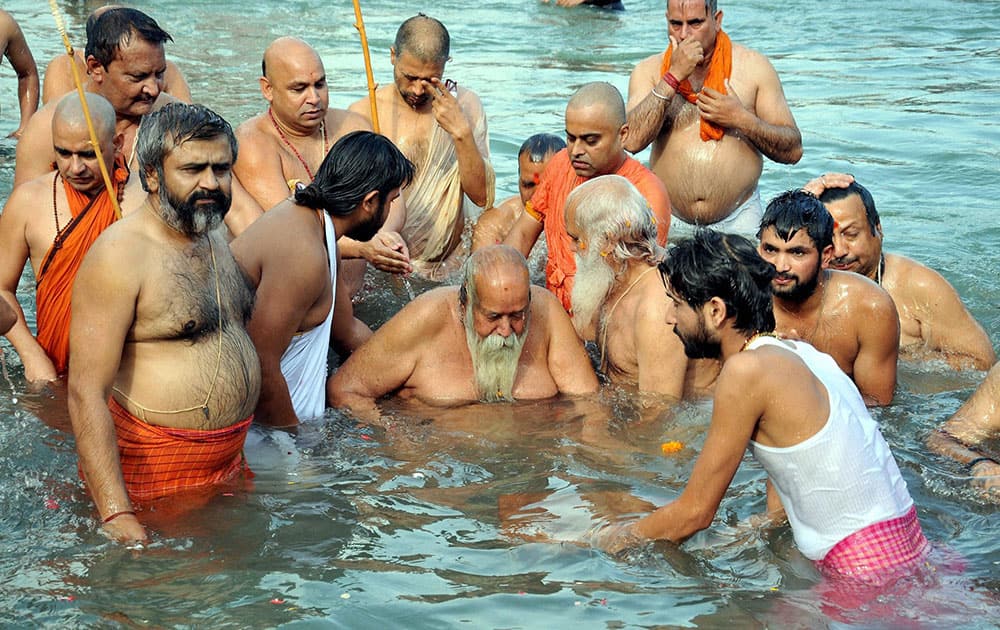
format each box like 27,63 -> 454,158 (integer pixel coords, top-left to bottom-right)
268,108 -> 327,181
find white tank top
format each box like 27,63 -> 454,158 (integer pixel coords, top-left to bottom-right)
748,336 -> 912,560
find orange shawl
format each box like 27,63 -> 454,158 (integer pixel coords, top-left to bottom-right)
108,397 -> 253,502
660,30 -> 732,141
35,159 -> 128,374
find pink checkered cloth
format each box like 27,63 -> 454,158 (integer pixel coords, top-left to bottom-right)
815,506 -> 929,586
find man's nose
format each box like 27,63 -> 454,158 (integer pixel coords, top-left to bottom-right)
832,235 -> 848,259
495,317 -> 513,338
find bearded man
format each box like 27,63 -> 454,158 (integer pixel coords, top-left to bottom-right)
328,245 -> 597,419
565,175 -> 717,397
68,103 -> 262,545
756,189 -> 898,406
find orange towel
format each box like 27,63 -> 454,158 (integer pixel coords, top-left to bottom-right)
107,397 -> 253,502
36,159 -> 128,374
659,30 -> 732,141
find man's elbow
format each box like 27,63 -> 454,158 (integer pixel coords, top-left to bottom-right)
778,133 -> 803,164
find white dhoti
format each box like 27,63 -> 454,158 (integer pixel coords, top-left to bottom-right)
279,212 -> 337,422
402,89 -> 495,281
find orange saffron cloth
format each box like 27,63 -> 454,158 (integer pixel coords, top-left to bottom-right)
105,397 -> 253,502
659,30 -> 733,141
35,159 -> 129,374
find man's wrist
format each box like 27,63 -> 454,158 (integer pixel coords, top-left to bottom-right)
661,72 -> 681,92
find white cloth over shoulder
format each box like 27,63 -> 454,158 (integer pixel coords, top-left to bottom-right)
279,212 -> 337,422
402,88 -> 494,279
748,335 -> 912,560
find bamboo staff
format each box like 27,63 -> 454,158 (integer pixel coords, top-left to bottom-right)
352,0 -> 380,134
47,0 -> 122,219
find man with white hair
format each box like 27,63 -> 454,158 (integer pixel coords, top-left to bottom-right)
565,175 -> 717,398
328,245 -> 598,418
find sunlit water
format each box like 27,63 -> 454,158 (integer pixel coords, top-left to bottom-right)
0,0 -> 997,627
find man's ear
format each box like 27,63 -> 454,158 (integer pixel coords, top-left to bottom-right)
875,222 -> 883,239
390,47 -> 397,65
143,166 -> 160,195
361,189 -> 380,214
821,243 -> 834,268
259,76 -> 273,102
86,56 -> 105,83
705,296 -> 728,329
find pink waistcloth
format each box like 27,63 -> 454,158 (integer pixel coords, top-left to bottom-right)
815,505 -> 929,586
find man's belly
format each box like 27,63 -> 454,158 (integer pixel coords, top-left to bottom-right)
115,333 -> 262,430
651,126 -> 763,224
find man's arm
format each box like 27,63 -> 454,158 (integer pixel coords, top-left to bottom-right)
0,185 -> 57,382
428,81 -> 491,208
927,362 -> 1000,497
223,175 -> 264,238
330,250 -> 372,357
503,212 -> 544,260
854,286 -> 900,406
67,231 -> 146,543
327,292 -> 430,419
0,11 -> 38,139
624,54 -> 679,153
630,355 -> 764,542
903,264 -> 996,370
540,289 -> 598,395
696,50 -> 802,164
232,126 -> 294,212
634,296 -> 686,398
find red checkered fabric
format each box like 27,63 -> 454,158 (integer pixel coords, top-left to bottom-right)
107,397 -> 253,502
816,506 -> 929,585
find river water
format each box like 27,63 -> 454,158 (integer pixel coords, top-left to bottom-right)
0,0 -> 997,627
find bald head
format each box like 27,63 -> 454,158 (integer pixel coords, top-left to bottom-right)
394,14 -> 450,63
566,82 -> 626,127
53,92 -> 117,142
262,36 -> 322,78
460,245 -> 530,308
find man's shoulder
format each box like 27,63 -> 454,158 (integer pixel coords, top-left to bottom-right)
234,113 -> 274,145
631,51 -> 663,76
829,269 -> 897,322
327,108 -> 372,135
885,252 -> 959,301
618,156 -> 669,194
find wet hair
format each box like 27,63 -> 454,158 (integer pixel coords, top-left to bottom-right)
394,14 -> 450,64
295,131 -> 414,217
85,7 -> 172,68
568,175 -> 662,268
757,189 -> 834,251
458,245 -> 529,309
519,133 -> 565,163
136,102 -> 237,191
819,181 -> 880,236
705,0 -> 719,13
662,230 -> 776,335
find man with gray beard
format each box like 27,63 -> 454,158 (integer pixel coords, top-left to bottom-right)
69,103 -> 262,545
565,176 -> 717,398
328,245 -> 597,418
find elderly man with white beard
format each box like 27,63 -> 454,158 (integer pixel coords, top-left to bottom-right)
565,176 -> 719,399
328,245 -> 598,419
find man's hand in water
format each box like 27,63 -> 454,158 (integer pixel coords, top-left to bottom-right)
102,512 -> 149,547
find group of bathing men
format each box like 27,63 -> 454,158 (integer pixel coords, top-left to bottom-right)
0,1 -> 997,591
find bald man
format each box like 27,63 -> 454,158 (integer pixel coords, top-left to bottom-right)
235,38 -> 410,286
505,82 -> 671,314
0,93 -> 125,383
328,245 -> 598,419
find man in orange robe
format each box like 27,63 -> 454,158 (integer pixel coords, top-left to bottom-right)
505,82 -> 671,314
0,92 -> 125,382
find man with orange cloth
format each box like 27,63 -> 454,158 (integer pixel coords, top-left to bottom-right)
505,82 -> 671,314
624,0 -> 801,237
68,103 -> 261,545
0,92 -> 125,383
